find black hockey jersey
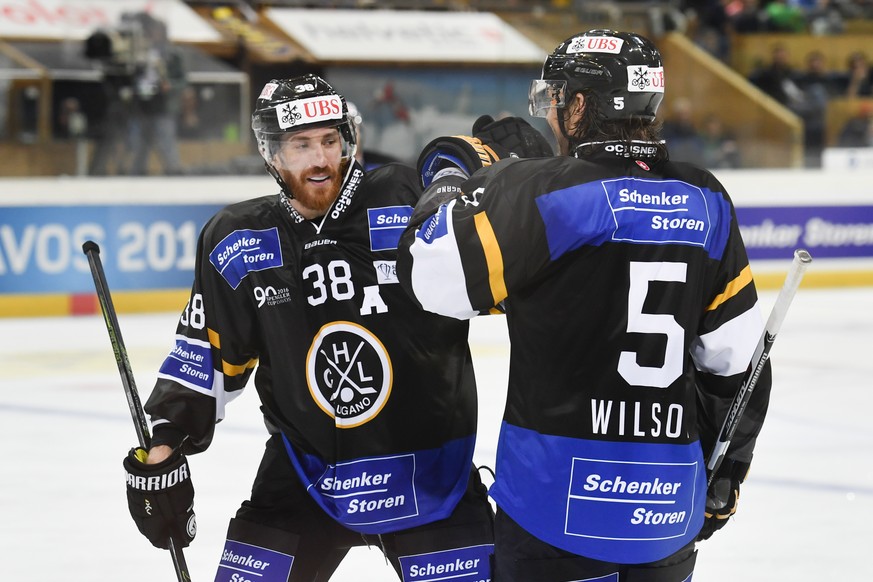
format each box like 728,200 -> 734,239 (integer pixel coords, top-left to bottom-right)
396,143 -> 771,563
145,161 -> 478,534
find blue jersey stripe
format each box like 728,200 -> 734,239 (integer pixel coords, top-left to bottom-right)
535,177 -> 733,261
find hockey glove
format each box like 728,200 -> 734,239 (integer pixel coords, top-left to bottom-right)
418,134 -> 502,188
417,116 -> 552,188
124,447 -> 196,549
471,114 -> 554,160
697,458 -> 750,541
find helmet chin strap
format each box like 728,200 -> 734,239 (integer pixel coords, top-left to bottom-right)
265,162 -> 293,199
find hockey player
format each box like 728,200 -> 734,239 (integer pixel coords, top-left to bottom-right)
396,30 -> 772,581
121,75 -> 496,581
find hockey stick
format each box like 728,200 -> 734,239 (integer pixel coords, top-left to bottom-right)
706,248 -> 813,486
82,241 -> 192,582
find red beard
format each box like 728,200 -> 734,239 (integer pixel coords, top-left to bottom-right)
284,161 -> 346,217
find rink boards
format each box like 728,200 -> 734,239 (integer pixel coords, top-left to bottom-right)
1,170 -> 872,317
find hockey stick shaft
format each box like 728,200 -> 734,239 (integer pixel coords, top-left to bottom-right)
706,248 -> 812,485
82,241 -> 192,582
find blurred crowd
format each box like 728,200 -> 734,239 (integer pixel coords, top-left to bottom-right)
5,0 -> 873,175
747,42 -> 872,164
667,0 -> 873,167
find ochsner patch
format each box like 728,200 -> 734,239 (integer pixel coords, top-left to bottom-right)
274,95 -> 343,130
567,35 -> 624,54
627,65 -> 665,93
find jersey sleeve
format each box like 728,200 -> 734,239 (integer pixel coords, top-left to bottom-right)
145,211 -> 260,455
690,188 -> 772,465
397,158 -> 568,319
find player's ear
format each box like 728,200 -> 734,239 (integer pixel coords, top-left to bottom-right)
574,93 -> 586,118
566,93 -> 585,133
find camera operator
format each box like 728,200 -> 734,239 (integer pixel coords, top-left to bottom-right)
127,13 -> 186,176
85,17 -> 138,176
85,12 -> 186,176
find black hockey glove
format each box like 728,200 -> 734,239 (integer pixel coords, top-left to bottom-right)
471,114 -> 553,160
124,447 -> 196,550
697,458 -> 750,541
417,115 -> 552,187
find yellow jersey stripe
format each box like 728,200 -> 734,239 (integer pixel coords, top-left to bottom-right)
223,358 -> 258,377
474,212 -> 508,305
207,327 -> 221,349
207,327 -> 258,377
706,265 -> 753,311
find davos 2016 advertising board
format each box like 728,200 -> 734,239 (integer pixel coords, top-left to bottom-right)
1,170 -> 872,317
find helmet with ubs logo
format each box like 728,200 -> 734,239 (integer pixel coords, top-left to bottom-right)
252,74 -> 357,165
529,29 -> 665,122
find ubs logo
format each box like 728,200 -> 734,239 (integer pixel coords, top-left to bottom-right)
279,103 -> 302,126
307,322 -> 393,428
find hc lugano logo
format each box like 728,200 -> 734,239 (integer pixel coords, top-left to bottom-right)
307,321 -> 393,428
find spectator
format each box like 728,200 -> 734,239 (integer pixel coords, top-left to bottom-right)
804,0 -> 846,35
87,61 -> 136,175
796,49 -> 845,166
843,51 -> 873,98
700,113 -> 742,168
57,97 -> 87,140
749,43 -> 806,110
729,0 -> 772,32
797,49 -> 845,97
661,96 -> 706,165
683,0 -> 732,61
764,0 -> 808,31
837,101 -> 873,147
176,86 -> 204,140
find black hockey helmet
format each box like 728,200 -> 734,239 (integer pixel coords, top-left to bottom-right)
529,29 -> 664,122
252,74 -> 356,165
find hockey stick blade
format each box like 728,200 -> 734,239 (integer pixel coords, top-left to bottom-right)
82,241 -> 193,582
706,248 -> 812,485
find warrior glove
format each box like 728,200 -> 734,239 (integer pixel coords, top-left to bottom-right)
124,447 -> 196,549
418,115 -> 553,187
697,458 -> 751,541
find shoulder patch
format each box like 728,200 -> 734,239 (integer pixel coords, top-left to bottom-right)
209,227 -> 283,289
368,205 -> 413,251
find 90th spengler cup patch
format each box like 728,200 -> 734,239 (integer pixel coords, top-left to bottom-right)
307,321 -> 393,428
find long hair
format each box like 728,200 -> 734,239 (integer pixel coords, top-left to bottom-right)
569,90 -> 668,160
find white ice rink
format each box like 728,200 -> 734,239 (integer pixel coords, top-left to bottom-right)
2,286 -> 871,581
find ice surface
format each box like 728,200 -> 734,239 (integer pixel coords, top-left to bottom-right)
1,287 -> 870,580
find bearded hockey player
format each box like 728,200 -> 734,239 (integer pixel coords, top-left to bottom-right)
396,30 -> 772,581
122,74 -> 496,582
